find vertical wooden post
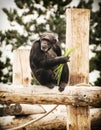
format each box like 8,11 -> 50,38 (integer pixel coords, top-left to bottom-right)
13,49 -> 31,86
66,9 -> 90,85
66,9 -> 90,130
13,49 -> 45,116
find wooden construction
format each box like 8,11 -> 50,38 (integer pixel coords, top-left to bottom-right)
0,9 -> 101,130
0,85 -> 101,107
66,9 -> 90,130
0,104 -> 46,116
66,9 -> 90,85
12,49 -> 45,116
0,107 -> 100,130
13,49 -> 31,86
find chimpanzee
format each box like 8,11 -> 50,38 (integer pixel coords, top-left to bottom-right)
30,33 -> 69,92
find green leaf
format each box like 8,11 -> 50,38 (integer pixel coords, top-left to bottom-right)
54,48 -> 73,85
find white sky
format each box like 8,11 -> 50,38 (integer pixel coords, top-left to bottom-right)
0,0 -> 17,30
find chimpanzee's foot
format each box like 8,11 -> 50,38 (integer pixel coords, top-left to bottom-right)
47,84 -> 55,89
58,82 -> 67,92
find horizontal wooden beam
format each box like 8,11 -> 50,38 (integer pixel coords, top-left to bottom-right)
0,104 -> 46,116
0,107 -> 101,130
0,84 -> 101,107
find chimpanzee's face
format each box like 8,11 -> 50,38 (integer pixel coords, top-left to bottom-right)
40,39 -> 52,52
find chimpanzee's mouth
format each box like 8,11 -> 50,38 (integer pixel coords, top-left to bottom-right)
41,47 -> 48,52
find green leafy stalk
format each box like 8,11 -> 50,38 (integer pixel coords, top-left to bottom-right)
54,48 -> 73,85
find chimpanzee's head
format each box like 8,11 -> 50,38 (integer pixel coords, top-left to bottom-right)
40,33 -> 57,52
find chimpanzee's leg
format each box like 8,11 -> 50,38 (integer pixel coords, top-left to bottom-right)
59,63 -> 69,92
35,69 -> 56,88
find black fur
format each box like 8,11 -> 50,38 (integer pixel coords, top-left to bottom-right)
30,33 -> 69,91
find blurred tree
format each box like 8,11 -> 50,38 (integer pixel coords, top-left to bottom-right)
0,50 -> 12,83
0,0 -> 101,86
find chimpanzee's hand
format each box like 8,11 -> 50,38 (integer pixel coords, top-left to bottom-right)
65,56 -> 70,62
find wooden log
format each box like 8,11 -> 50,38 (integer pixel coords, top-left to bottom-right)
13,49 -> 31,86
66,9 -> 90,130
90,108 -> 101,122
0,107 -> 101,130
0,85 -> 101,107
0,104 -> 46,116
26,108 -> 101,130
66,9 -> 90,85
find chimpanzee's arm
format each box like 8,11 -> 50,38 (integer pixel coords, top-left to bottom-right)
52,42 -> 61,56
39,56 -> 69,69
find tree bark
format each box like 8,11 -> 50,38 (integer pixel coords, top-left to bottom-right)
13,49 -> 31,86
0,85 -> 101,107
0,104 -> 46,116
66,9 -> 90,130
0,107 -> 101,130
